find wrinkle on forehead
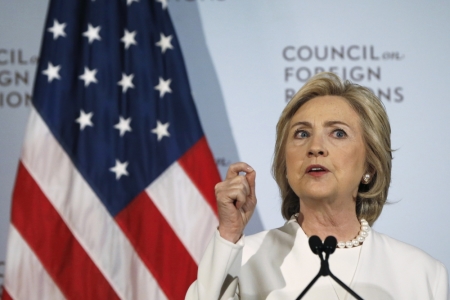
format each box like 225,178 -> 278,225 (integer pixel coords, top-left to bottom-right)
290,96 -> 362,133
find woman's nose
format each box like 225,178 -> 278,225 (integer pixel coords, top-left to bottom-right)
307,136 -> 328,157
308,148 -> 326,157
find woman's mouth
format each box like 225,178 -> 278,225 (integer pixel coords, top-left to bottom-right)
306,165 -> 329,177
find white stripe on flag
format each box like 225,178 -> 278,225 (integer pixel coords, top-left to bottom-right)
21,107 -> 167,300
4,225 -> 65,300
146,162 -> 218,264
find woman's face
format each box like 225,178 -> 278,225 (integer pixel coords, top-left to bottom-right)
285,95 -> 366,203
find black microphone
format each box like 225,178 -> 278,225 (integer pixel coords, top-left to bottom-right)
296,236 -> 364,300
323,236 -> 337,255
308,235 -> 323,255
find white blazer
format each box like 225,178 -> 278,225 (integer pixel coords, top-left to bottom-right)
186,217 -> 449,299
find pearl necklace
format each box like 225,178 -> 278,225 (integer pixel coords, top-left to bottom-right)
337,219 -> 370,249
294,214 -> 371,249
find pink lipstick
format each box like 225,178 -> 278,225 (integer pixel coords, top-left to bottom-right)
305,164 -> 329,177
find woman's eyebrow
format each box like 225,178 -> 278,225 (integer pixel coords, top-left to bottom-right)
290,121 -> 311,129
324,120 -> 351,128
290,120 -> 350,129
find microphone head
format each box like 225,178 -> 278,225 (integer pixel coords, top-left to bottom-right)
308,235 -> 323,255
323,236 -> 337,254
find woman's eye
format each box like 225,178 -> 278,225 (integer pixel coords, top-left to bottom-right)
295,130 -> 309,138
333,129 -> 347,138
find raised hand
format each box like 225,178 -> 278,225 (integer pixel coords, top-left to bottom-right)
215,162 -> 257,243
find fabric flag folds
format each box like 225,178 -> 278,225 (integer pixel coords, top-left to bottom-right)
2,0 -> 220,299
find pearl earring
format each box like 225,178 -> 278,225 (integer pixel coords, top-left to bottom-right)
363,174 -> 371,184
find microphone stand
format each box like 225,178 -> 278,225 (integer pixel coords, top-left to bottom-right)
296,236 -> 363,300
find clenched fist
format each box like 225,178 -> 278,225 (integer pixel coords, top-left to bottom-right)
215,162 -> 257,243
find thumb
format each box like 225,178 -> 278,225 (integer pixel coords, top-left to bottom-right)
245,169 -> 256,199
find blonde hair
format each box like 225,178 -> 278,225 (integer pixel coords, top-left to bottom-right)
272,72 -> 392,226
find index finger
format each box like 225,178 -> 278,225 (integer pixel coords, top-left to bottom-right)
225,162 -> 254,180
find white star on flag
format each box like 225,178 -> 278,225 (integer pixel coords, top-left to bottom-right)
42,62 -> 61,82
151,120 -> 170,141
156,33 -> 174,54
121,29 -> 137,49
79,67 -> 98,87
127,0 -> 139,5
75,110 -> 94,130
156,0 -> 168,10
114,116 -> 132,137
47,19 -> 67,40
109,159 -> 129,180
154,77 -> 172,98
118,73 -> 135,93
82,23 -> 101,44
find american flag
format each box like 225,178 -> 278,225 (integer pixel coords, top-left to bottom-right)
2,0 -> 220,299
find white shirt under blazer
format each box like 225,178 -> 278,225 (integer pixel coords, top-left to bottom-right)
186,216 -> 449,299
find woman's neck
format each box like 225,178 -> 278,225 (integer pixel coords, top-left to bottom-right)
297,199 -> 360,242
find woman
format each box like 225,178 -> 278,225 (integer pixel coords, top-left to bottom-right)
185,72 -> 449,299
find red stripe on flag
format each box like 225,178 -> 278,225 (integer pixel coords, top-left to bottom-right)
116,191 -> 198,300
11,162 -> 120,300
1,288 -> 13,300
178,136 -> 220,215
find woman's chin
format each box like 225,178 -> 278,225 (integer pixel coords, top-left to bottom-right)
297,188 -> 337,202
294,181 -> 337,199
